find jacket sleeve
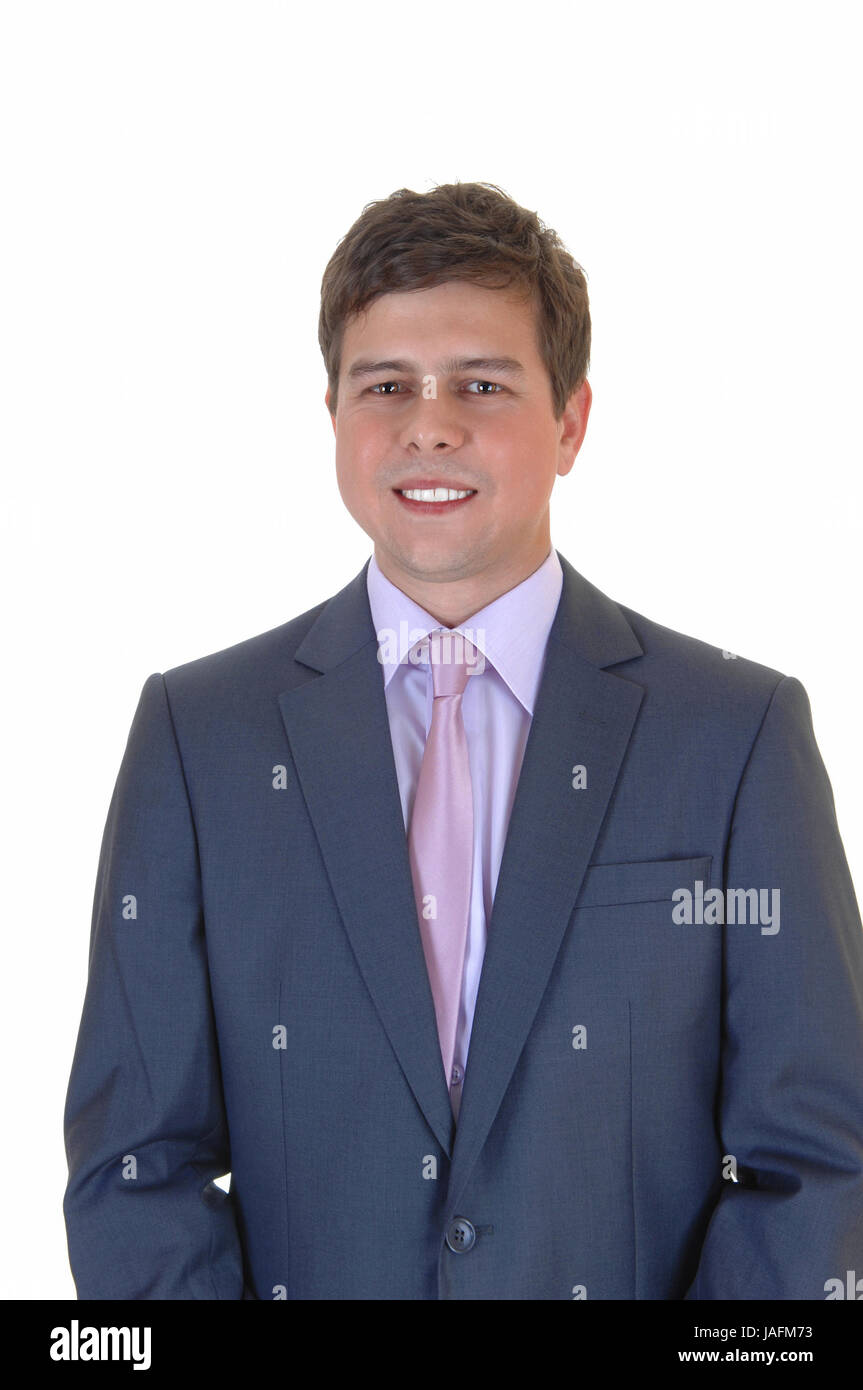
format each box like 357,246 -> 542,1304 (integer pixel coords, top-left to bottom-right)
685,674 -> 863,1299
63,672 -> 249,1299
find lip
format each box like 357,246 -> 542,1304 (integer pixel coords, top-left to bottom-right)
392,485 -> 477,515
393,480 -> 476,492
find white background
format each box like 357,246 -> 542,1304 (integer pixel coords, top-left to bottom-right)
1,0 -> 860,1299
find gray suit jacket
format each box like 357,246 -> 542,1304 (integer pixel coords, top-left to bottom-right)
63,552 -> 863,1298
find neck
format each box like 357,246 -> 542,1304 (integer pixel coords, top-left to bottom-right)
374,536 -> 553,627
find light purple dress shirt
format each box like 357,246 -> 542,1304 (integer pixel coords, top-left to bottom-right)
366,546 -> 564,1112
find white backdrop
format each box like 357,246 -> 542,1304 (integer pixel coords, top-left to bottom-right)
1,0 -> 860,1299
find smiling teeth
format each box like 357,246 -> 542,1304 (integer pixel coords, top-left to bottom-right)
399,488 -> 475,502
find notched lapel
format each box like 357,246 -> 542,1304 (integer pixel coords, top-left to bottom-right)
277,565 -> 455,1157
446,554 -> 645,1211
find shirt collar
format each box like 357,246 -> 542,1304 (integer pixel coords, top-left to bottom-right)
366,547 -> 563,716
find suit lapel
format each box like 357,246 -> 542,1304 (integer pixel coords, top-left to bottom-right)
445,556 -> 644,1211
278,561 -> 456,1155
277,553 -> 646,1182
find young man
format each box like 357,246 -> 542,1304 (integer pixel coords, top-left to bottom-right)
63,182 -> 863,1300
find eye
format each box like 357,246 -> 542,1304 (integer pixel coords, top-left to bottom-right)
369,381 -> 405,395
465,380 -> 503,394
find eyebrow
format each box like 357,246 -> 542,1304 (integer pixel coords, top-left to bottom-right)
346,355 -> 527,381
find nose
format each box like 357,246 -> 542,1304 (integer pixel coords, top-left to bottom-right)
397,392 -> 467,452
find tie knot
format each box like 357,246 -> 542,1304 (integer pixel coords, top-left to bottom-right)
426,629 -> 480,698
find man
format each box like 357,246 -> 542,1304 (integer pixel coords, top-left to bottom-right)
63,182 -> 863,1300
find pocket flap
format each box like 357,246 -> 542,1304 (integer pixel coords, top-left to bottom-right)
576,855 -> 713,909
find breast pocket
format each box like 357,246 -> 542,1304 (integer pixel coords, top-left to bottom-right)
575,855 -> 713,911
526,856 -> 719,1083
565,854 -> 720,1041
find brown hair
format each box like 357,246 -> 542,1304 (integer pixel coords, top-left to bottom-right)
318,181 -> 590,420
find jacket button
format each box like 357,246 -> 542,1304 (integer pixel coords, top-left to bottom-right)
445,1217 -> 476,1253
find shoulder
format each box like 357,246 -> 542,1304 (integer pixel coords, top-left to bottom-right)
156,593 -> 332,713
612,597 -> 793,736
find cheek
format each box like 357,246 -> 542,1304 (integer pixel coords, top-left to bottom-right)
489,425 -> 556,502
500,414 -> 555,492
335,425 -> 381,499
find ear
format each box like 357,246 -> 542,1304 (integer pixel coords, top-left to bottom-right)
557,379 -> 592,478
325,387 -> 336,434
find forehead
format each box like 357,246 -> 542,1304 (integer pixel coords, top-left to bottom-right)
341,280 -> 540,361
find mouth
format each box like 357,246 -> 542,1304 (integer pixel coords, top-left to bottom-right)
392,484 -> 477,514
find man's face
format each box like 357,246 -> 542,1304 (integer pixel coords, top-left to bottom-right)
327,279 -> 591,606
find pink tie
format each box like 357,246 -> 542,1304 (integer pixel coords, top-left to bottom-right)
408,630 -> 479,1106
